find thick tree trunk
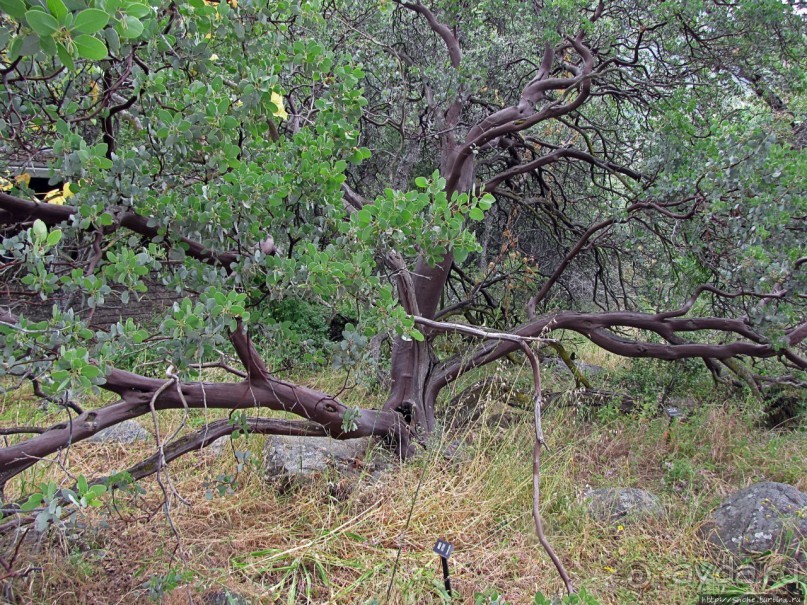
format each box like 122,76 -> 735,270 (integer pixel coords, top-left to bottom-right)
381,133 -> 474,437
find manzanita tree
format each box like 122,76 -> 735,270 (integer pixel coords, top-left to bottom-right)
0,0 -> 804,583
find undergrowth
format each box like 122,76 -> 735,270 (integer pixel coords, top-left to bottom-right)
0,355 -> 804,604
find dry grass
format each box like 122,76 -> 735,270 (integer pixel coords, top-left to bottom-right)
1,364 -> 805,604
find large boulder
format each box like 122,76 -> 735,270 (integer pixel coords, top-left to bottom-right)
87,420 -> 151,444
585,487 -> 663,523
263,435 -> 378,480
700,482 -> 807,568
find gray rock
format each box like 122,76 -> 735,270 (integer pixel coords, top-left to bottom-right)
205,436 -> 230,457
87,420 -> 150,444
203,590 -> 250,605
263,435 -> 374,479
586,487 -> 663,523
442,438 -> 468,463
579,362 -> 606,376
486,411 -> 520,428
700,482 -> 807,568
662,397 -> 699,421
544,357 -> 606,377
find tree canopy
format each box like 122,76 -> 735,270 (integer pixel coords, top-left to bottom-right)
0,0 -> 804,562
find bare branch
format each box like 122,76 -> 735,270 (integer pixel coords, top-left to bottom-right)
395,1 -> 461,68
0,191 -> 238,269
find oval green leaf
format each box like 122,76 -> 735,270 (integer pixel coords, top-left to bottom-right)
20,493 -> 43,512
468,207 -> 485,221
32,219 -> 47,241
119,14 -> 143,39
25,9 -> 59,36
125,3 -> 151,18
46,229 -> 62,247
105,26 -> 120,54
56,41 -> 75,70
0,0 -> 26,20
72,8 -> 109,34
40,33 -> 57,56
46,0 -> 68,20
73,34 -> 108,60
80,365 -> 101,379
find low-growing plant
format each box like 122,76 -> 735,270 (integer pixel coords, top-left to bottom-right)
19,475 -> 106,532
142,568 -> 195,602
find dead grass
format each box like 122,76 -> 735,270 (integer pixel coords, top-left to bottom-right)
1,364 -> 805,604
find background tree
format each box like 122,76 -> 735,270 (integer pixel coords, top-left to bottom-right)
0,0 -> 803,555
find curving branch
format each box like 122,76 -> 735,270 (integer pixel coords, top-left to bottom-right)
410,315 -> 574,593
427,310 -> 806,404
0,191 -> 239,269
484,146 -> 642,194
445,37 -> 595,194
657,284 -> 788,320
0,302 -> 411,488
395,1 -> 461,68
0,418 -> 331,535
118,417 -> 328,484
527,195 -> 703,313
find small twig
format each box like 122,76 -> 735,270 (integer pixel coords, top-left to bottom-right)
412,315 -> 557,345
31,378 -> 83,415
190,361 -> 247,379
147,375 -> 188,563
0,427 -> 46,436
520,342 -> 574,595
411,314 -> 574,593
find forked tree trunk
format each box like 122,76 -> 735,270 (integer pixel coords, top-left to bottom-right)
381,141 -> 474,438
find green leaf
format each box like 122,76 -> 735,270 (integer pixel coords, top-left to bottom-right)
56,41 -> 74,70
453,247 -> 469,263
0,0 -> 26,20
32,219 -> 47,241
46,0 -> 68,20
89,484 -> 106,497
25,9 -> 59,36
533,592 -> 552,605
118,14 -> 143,39
477,194 -> 494,210
39,33 -> 56,56
411,329 -> 424,342
77,475 -> 88,494
125,3 -> 151,18
71,8 -> 109,34
62,489 -> 79,506
414,176 -> 428,188
45,229 -> 62,247
18,33 -> 40,56
35,511 -> 50,532
104,25 -> 120,54
8,36 -> 23,60
19,493 -> 43,512
73,34 -> 108,60
468,207 -> 485,221
80,365 -> 101,379
51,369 -> 70,383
